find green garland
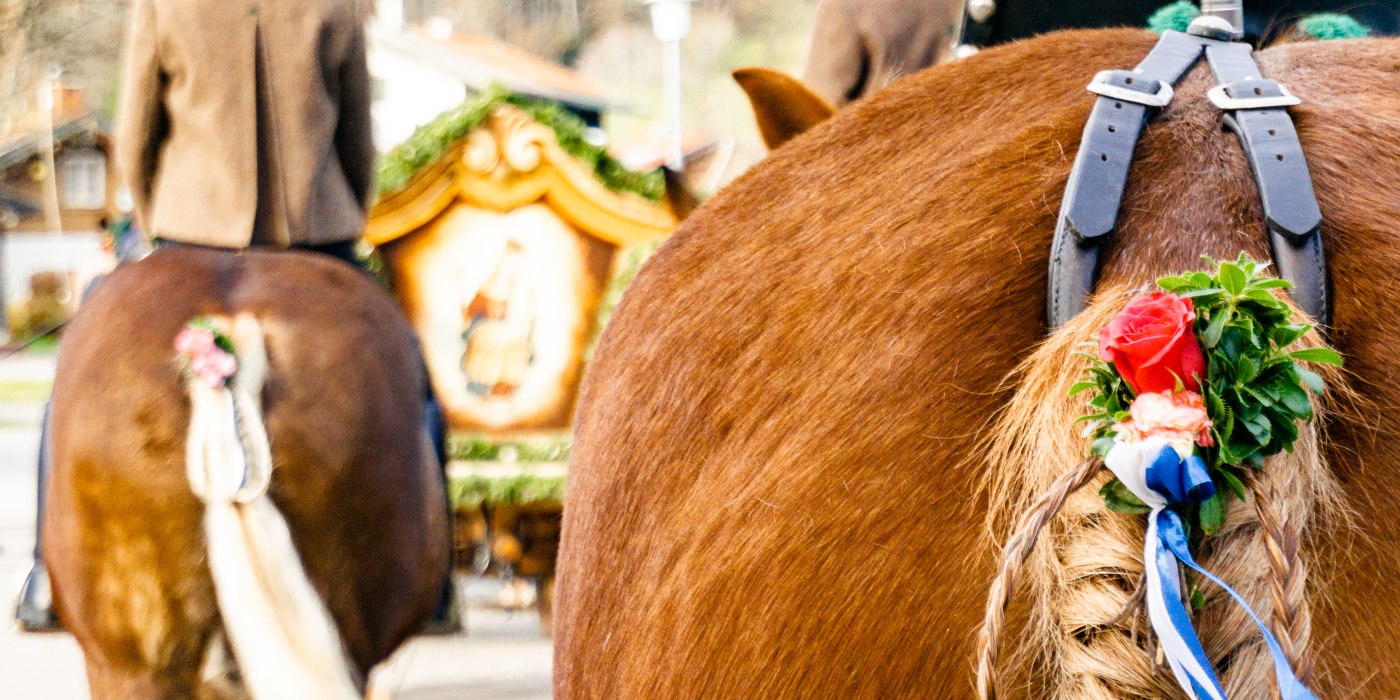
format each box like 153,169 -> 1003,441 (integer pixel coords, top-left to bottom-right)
447,434 -> 572,463
447,435 -> 569,506
375,84 -> 664,202
450,473 -> 567,508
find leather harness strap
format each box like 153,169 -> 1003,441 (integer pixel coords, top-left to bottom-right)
1204,42 -> 1327,323
1048,31 -> 1205,329
1046,30 -> 1328,329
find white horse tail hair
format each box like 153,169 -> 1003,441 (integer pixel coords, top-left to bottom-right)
183,313 -> 360,700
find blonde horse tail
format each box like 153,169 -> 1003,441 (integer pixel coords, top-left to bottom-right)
184,314 -> 360,700
980,287 -> 1344,698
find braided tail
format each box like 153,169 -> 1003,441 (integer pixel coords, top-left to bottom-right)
185,314 -> 359,700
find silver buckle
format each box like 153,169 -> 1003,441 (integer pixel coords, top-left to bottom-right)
1207,83 -> 1302,110
1086,70 -> 1174,107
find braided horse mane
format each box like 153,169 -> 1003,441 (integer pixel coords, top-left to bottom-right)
554,29 -> 1400,698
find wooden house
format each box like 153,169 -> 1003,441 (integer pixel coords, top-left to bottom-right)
0,110 -> 115,328
0,112 -> 117,235
368,3 -> 612,151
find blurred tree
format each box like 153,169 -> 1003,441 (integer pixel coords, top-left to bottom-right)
415,0 -> 629,67
414,0 -> 813,67
0,0 -> 130,136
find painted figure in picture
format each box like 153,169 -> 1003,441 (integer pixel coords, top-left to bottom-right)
463,239 -> 536,398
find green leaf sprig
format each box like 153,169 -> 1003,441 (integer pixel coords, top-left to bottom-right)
1076,254 -> 1341,535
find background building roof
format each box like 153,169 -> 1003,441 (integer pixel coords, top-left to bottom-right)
0,114 -> 108,172
370,24 -> 612,114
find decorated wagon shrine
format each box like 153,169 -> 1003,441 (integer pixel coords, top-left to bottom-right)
365,88 -> 678,630
367,89 -> 675,436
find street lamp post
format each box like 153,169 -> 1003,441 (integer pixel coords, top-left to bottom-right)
0,210 -> 10,338
37,67 -> 63,238
644,0 -> 693,170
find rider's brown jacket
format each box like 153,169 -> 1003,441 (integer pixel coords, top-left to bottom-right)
802,0 -> 958,108
117,0 -> 374,248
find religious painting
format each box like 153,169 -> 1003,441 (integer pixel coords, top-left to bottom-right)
462,239 -> 533,400
379,203 -> 616,433
366,103 -> 675,436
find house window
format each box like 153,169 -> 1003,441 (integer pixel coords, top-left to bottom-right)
61,150 -> 105,210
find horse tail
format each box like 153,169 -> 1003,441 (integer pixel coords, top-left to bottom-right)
183,313 -> 360,700
980,286 -> 1346,698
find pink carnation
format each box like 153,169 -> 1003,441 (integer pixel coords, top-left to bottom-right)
189,349 -> 237,388
174,327 -> 216,356
1113,391 -> 1214,452
176,324 -> 237,389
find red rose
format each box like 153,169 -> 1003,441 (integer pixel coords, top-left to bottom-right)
1098,292 -> 1205,395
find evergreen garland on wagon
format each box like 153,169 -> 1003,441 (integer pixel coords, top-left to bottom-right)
375,84 -> 664,202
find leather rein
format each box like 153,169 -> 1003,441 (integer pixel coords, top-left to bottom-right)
1046,23 -> 1328,329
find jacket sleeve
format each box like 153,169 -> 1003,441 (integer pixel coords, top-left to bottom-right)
335,17 -> 376,211
115,0 -> 167,233
800,0 -> 868,108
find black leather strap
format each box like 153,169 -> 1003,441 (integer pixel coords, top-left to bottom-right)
1046,30 -> 1329,328
1047,31 -> 1206,328
1204,42 -> 1328,324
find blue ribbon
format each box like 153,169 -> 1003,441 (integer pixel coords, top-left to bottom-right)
1145,446 -> 1215,504
1138,444 -> 1316,700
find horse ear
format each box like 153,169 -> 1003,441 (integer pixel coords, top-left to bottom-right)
663,166 -> 702,222
733,67 -> 835,150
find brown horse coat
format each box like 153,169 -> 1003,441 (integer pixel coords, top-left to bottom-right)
45,248 -> 448,697
556,30 -> 1400,697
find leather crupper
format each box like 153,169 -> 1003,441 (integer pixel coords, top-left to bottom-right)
1047,30 -> 1328,329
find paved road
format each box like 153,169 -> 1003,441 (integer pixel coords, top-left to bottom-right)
0,352 -> 552,699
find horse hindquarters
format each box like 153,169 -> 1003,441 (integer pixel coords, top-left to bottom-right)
560,32 -> 1400,699
44,249 -> 448,699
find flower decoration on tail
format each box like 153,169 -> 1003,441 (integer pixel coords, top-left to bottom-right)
175,319 -> 238,389
1074,255 -> 1340,700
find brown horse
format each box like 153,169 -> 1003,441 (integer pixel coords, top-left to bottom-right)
733,68 -> 835,151
556,30 -> 1400,697
44,247 -> 449,698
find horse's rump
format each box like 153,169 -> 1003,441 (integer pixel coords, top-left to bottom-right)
44,248 -> 448,696
555,30 -> 1400,697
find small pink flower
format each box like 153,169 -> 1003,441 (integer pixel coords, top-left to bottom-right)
174,327 -> 216,356
206,350 -> 237,379
1113,391 -> 1214,453
176,324 -> 237,388
190,349 -> 236,388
